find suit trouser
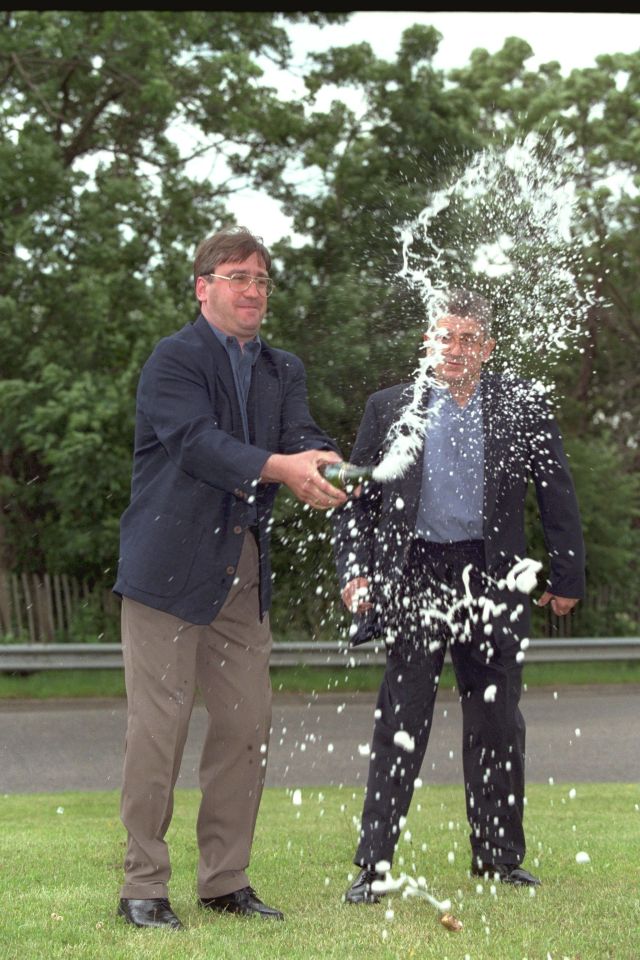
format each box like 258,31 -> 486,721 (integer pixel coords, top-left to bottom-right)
119,532 -> 272,899
355,538 -> 526,870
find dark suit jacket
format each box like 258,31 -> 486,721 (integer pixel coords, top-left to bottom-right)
333,372 -> 585,645
114,314 -> 338,624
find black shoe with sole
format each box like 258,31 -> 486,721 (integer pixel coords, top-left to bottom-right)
117,897 -> 183,929
471,861 -> 541,886
200,886 -> 284,920
344,867 -> 387,904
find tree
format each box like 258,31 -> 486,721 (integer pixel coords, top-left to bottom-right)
261,26 -> 488,636
0,9 -> 345,581
449,44 -> 640,627
1,14 -> 637,641
265,30 -> 640,637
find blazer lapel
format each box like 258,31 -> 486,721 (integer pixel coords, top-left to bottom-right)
248,342 -> 280,448
194,314 -> 244,439
482,374 -> 507,525
394,384 -> 429,529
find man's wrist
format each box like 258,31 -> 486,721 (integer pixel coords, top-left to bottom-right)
260,453 -> 285,484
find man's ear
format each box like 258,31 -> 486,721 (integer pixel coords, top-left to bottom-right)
195,275 -> 208,303
482,337 -> 496,362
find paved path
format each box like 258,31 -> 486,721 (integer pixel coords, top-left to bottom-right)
1,685 -> 638,795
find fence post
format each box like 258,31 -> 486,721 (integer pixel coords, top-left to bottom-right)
10,575 -> 23,638
0,570 -> 10,635
41,574 -> 56,642
53,574 -> 65,634
21,573 -> 36,642
61,575 -> 73,631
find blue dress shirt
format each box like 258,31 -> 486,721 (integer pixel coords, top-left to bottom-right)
415,386 -> 484,543
209,322 -> 261,522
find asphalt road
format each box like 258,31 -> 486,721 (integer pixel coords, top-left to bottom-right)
1,684 -> 638,795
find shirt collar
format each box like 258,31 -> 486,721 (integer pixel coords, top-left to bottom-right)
428,382 -> 481,414
208,322 -> 262,362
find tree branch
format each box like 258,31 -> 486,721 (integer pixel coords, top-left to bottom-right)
62,86 -> 124,166
10,52 -> 62,123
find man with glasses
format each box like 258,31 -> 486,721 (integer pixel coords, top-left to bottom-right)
114,225 -> 346,929
334,289 -> 584,902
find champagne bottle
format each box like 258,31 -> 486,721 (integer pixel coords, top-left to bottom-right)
318,461 -> 375,491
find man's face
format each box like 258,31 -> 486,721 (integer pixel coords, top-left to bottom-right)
195,252 -> 269,343
425,314 -> 496,386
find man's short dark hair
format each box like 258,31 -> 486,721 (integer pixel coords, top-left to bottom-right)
444,288 -> 493,337
193,225 -> 272,287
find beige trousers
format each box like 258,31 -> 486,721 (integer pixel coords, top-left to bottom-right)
119,533 -> 272,899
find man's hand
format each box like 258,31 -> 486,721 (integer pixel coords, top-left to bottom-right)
260,450 -> 348,510
537,592 -> 579,617
342,577 -> 372,615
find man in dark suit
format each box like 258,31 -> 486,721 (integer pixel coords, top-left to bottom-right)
114,225 -> 346,929
333,289 -> 585,902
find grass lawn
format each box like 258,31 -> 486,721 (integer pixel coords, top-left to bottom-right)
2,659 -> 640,700
1,783 -> 638,960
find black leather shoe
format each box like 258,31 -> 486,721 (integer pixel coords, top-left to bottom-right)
117,897 -> 183,929
471,861 -> 541,887
200,886 -> 284,920
344,867 -> 386,904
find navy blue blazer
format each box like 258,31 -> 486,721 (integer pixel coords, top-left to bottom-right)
333,372 -> 586,645
114,314 -> 338,624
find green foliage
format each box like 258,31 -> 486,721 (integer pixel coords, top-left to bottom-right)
273,30 -> 640,637
269,35 -> 486,456
0,10 -> 341,579
0,13 -> 637,639
63,588 -> 121,644
526,429 -> 640,636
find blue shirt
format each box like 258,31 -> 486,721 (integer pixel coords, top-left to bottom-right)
209,322 -> 261,522
208,323 -> 261,443
415,386 -> 484,543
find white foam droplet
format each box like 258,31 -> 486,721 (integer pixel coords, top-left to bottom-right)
292,789 -> 302,806
576,851 -> 591,864
483,684 -> 497,702
506,557 -> 543,594
393,730 -> 415,753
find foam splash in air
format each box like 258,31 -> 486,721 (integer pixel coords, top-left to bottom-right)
380,556 -> 542,650
371,868 -> 452,913
372,130 -> 598,484
393,730 -> 415,753
502,557 -> 543,594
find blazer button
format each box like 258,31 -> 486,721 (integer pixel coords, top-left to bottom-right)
226,565 -> 235,575
233,525 -> 243,535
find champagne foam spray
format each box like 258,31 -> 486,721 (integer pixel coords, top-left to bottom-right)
373,130 -> 600,483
